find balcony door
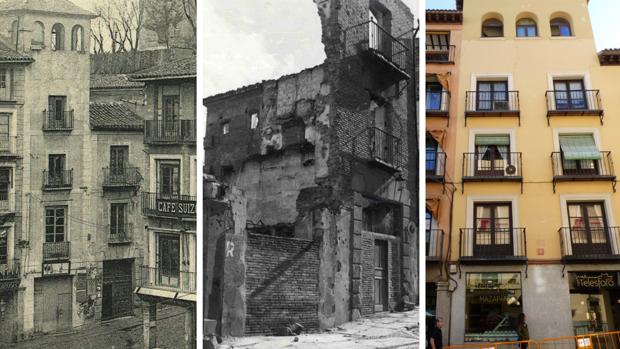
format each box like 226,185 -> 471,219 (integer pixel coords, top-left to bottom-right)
110,146 -> 128,176
554,80 -> 587,110
474,135 -> 510,177
567,202 -> 610,256
157,160 -> 180,198
157,234 -> 180,287
48,96 -> 67,127
426,83 -> 443,111
0,113 -> 10,151
476,81 -> 508,111
48,154 -> 66,186
0,168 -> 10,211
474,203 -> 513,257
559,134 -> 600,176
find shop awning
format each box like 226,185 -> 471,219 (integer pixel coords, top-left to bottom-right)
475,135 -> 510,146
559,135 -> 601,160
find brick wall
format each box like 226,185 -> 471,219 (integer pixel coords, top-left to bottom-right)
360,232 -> 374,315
245,233 -> 320,335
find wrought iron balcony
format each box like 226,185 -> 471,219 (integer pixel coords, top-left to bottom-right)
551,151 -> 616,192
559,226 -> 620,262
426,151 -> 446,182
426,229 -> 444,262
343,20 -> 410,81
43,241 -> 70,260
102,167 -> 141,189
142,192 -> 197,219
144,120 -> 196,144
0,256 -> 21,282
465,91 -> 520,125
426,91 -> 450,117
42,110 -> 73,131
369,127 -> 402,170
426,45 -> 455,64
139,266 -> 196,294
42,169 -> 73,190
108,223 -> 133,244
462,152 -> 523,181
545,90 -> 604,124
459,228 -> 527,263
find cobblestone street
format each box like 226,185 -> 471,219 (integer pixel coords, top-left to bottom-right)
216,309 -> 419,349
4,305 -> 189,349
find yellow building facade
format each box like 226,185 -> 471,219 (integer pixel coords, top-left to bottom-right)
433,0 -> 620,344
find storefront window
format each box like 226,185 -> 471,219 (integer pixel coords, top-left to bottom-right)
569,272 -> 620,335
465,272 -> 522,342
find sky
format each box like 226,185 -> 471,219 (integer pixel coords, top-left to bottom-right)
203,0 -> 417,97
426,0 -> 620,51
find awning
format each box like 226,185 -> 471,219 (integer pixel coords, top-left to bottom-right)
428,129 -> 446,145
475,135 -> 510,146
426,196 -> 441,218
559,134 -> 601,160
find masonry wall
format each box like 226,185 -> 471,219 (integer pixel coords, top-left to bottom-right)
244,233 -> 320,335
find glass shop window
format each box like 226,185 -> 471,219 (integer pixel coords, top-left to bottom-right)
465,272 -> 522,342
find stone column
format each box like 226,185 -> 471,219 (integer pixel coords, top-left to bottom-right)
184,306 -> 195,349
436,280 -> 451,345
142,302 -> 156,349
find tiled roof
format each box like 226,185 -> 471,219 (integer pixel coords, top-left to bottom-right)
0,0 -> 96,17
598,49 -> 620,66
0,40 -> 33,63
91,74 -> 144,89
89,102 -> 143,131
129,56 -> 196,81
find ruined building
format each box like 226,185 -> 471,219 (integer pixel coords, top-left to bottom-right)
205,0 -> 417,337
0,1 -> 196,347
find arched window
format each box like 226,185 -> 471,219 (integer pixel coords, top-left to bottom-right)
516,18 -> 537,37
32,21 -> 45,47
482,18 -> 503,37
10,20 -> 18,46
551,18 -> 572,37
51,23 -> 64,51
71,25 -> 83,51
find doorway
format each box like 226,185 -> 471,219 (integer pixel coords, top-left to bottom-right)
374,240 -> 388,312
33,277 -> 73,333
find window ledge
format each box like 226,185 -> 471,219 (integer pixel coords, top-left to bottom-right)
480,37 -> 504,40
550,36 -> 576,40
515,36 -> 542,40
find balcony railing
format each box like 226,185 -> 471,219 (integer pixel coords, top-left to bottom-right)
144,120 -> 196,144
108,223 -> 133,244
43,241 -> 70,260
551,152 -> 615,193
426,45 -> 455,63
426,91 -> 450,116
559,227 -> 620,261
462,152 -> 523,180
545,90 -> 604,124
102,167 -> 141,188
459,228 -> 527,262
426,151 -> 446,181
0,261 -> 20,281
139,266 -> 196,294
426,229 -> 445,262
142,192 -> 196,219
369,127 -> 401,170
42,169 -> 73,190
343,20 -> 409,79
465,91 -> 520,125
42,110 -> 73,131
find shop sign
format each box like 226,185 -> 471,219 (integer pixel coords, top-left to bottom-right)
572,272 -> 617,289
156,198 -> 196,217
42,261 -> 71,276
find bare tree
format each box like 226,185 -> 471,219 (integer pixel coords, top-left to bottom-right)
181,0 -> 196,36
91,0 -> 144,53
142,0 -> 185,48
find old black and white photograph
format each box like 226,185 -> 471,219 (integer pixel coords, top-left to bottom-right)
204,0 -> 419,348
0,0 -> 197,347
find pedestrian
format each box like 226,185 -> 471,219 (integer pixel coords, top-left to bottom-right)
516,313 -> 530,349
429,317 -> 444,349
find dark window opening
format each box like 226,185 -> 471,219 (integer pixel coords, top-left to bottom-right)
482,18 -> 503,37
